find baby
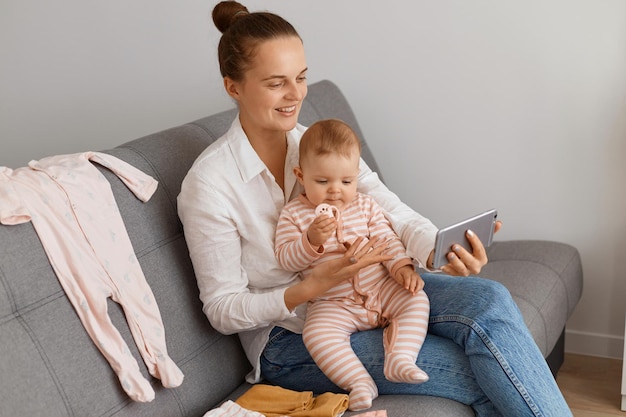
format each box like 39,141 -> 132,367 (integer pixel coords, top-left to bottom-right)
275,119 -> 430,411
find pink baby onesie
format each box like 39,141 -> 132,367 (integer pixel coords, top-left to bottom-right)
275,193 -> 429,411
0,152 -> 184,402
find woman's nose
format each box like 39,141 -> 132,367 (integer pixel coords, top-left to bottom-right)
285,82 -> 304,100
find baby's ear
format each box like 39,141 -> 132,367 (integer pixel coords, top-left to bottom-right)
293,166 -> 304,183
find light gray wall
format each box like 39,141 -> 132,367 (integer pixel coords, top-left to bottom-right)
2,1 -> 625,358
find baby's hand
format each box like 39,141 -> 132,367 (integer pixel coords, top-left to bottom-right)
394,265 -> 424,295
307,214 -> 337,249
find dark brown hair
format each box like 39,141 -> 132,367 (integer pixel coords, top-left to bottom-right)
212,1 -> 301,81
299,119 -> 362,164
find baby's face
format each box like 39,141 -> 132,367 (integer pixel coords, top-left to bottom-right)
298,150 -> 359,210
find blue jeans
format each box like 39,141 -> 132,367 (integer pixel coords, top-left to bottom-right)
260,274 -> 572,417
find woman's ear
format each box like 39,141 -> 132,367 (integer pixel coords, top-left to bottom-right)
293,166 -> 304,185
224,77 -> 240,100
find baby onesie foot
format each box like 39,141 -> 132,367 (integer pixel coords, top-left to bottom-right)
348,381 -> 378,411
151,353 -> 185,388
119,371 -> 155,402
384,353 -> 429,384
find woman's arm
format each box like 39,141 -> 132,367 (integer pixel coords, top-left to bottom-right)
357,159 -> 499,276
357,159 -> 438,269
283,235 -> 394,311
177,170 -> 296,334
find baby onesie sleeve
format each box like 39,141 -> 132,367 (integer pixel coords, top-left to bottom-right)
86,152 -> 158,202
0,168 -> 31,225
275,201 -> 323,272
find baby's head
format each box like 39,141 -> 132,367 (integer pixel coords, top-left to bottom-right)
295,119 -> 361,210
298,118 -> 361,163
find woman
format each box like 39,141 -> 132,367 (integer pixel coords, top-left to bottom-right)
177,2 -> 571,416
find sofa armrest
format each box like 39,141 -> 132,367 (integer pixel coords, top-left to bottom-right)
481,240 -> 583,358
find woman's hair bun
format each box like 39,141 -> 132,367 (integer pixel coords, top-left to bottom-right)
212,1 -> 249,33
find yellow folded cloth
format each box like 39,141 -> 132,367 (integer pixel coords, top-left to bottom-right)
235,384 -> 349,417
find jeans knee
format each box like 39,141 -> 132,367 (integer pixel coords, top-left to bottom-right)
469,277 -> 520,319
424,274 -> 521,324
473,277 -> 510,299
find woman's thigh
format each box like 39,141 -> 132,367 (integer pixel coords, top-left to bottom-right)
421,273 -> 514,319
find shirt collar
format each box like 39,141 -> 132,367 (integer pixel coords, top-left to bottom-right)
227,117 -> 267,184
227,115 -> 305,201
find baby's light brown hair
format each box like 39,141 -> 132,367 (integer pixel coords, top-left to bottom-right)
299,119 -> 362,166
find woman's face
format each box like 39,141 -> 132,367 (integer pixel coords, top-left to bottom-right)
226,36 -> 308,139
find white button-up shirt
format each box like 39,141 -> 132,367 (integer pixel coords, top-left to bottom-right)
177,117 -> 437,382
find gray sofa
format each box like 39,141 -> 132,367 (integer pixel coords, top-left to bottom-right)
0,80 -> 582,416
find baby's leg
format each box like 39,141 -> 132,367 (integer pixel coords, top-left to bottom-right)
303,302 -> 378,411
379,279 -> 430,384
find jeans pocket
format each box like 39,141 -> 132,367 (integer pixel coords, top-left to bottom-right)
262,327 -> 291,368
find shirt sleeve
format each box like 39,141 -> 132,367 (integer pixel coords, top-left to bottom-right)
357,159 -> 438,269
177,168 -> 295,335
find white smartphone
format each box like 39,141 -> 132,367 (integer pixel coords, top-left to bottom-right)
432,209 -> 498,269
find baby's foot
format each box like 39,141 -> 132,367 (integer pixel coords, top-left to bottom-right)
384,353 -> 429,384
348,381 -> 378,411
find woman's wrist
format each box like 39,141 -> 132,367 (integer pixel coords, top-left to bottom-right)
284,268 -> 332,311
284,279 -> 314,311
426,250 -> 435,270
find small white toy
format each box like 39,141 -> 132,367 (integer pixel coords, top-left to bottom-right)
315,203 -> 337,218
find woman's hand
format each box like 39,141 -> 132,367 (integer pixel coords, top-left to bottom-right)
284,236 -> 393,311
430,220 -> 503,277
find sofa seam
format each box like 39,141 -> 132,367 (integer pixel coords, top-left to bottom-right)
102,338 -> 235,417
508,278 -> 554,354
0,253 -> 70,324
97,307 -> 230,417
99,381 -> 187,417
0,262 -> 17,319
0,292 -> 68,325
135,232 -> 184,259
17,314 -> 76,416
558,250 -> 580,314
177,336 -> 228,367
187,121 -> 222,141
0,232 -> 181,323
490,253 -> 572,306
500,247 -> 579,316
